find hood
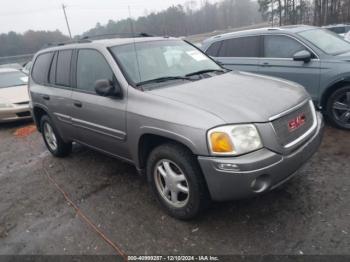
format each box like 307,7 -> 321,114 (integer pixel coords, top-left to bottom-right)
150,71 -> 309,123
0,85 -> 29,104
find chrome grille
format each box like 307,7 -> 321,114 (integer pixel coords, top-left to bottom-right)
272,101 -> 315,148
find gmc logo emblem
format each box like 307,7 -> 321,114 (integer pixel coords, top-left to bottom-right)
288,114 -> 306,132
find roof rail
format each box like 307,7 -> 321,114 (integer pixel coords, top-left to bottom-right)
81,32 -> 154,41
41,32 -> 154,50
44,38 -> 91,48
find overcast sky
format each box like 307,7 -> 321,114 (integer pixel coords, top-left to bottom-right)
0,0 -> 203,35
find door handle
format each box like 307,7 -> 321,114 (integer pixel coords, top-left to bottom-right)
42,95 -> 50,100
73,100 -> 82,108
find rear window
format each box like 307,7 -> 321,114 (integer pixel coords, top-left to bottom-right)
0,71 -> 28,88
56,50 -> 72,87
328,27 -> 346,34
32,52 -> 54,84
217,36 -> 260,57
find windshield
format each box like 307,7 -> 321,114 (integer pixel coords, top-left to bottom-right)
0,71 -> 28,88
298,28 -> 350,55
110,40 -> 222,85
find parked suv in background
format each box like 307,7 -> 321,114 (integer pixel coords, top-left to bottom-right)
323,24 -> 350,38
29,36 -> 323,219
202,25 -> 350,130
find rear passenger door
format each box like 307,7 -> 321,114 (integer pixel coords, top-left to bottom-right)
259,35 -> 321,100
205,36 -> 261,74
31,50 -> 74,139
70,49 -> 128,158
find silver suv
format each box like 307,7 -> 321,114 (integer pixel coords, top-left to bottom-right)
202,25 -> 350,130
29,36 -> 324,219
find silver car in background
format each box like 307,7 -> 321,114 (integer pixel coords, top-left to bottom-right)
0,68 -> 31,122
202,25 -> 350,130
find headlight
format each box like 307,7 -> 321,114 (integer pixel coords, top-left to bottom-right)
0,98 -> 13,109
208,124 -> 262,156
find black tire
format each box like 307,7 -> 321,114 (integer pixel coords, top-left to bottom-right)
325,86 -> 350,130
146,143 -> 210,220
40,115 -> 72,157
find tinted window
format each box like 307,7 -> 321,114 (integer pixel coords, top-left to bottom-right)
217,36 -> 260,57
264,35 -> 306,58
32,52 -> 54,84
56,50 -> 72,86
206,41 -> 222,57
76,49 -> 114,93
328,27 -> 345,34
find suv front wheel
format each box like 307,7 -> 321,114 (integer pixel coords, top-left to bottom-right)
326,86 -> 350,130
146,143 -> 209,220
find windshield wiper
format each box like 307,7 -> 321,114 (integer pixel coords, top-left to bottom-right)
185,69 -> 226,77
136,76 -> 192,86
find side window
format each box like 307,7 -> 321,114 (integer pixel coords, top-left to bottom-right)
206,41 -> 222,57
217,36 -> 260,57
32,52 -> 54,84
264,35 -> 306,58
56,50 -> 72,87
76,49 -> 114,93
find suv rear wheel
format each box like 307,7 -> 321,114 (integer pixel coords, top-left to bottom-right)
40,115 -> 72,157
146,143 -> 209,220
326,86 -> 350,130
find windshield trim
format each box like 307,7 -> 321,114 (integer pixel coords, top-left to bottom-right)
297,28 -> 350,55
108,39 -> 224,89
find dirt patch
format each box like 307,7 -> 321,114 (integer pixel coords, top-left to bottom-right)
14,124 -> 37,138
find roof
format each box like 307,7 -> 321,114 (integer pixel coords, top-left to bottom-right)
203,25 -> 318,43
38,36 -> 176,54
0,68 -> 19,73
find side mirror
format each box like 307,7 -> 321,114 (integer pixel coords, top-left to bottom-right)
293,50 -> 312,63
94,79 -> 122,97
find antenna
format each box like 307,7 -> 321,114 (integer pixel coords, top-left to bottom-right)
128,6 -> 142,85
62,4 -> 72,39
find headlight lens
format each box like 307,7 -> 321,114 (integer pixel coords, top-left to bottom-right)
0,98 -> 13,109
208,124 -> 262,156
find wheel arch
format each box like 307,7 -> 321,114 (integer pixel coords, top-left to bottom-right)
321,79 -> 350,110
137,132 -> 198,172
32,105 -> 49,132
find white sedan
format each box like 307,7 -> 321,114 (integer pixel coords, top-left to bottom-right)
345,31 -> 350,42
0,68 -> 31,122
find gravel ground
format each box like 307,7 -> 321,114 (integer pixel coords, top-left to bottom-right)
0,120 -> 349,256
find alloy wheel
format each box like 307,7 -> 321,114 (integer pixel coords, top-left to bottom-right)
332,91 -> 350,128
43,122 -> 58,151
154,159 -> 190,208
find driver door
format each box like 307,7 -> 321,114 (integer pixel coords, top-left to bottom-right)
70,49 -> 129,159
258,35 -> 321,100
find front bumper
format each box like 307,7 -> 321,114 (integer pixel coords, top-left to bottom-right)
198,112 -> 324,201
0,104 -> 32,123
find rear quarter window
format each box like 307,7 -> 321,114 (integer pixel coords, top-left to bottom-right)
217,36 -> 260,57
56,50 -> 72,87
32,52 -> 54,84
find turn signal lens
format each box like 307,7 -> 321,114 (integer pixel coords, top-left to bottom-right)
210,132 -> 234,153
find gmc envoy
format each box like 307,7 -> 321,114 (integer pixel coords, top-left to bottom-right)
29,37 -> 324,219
